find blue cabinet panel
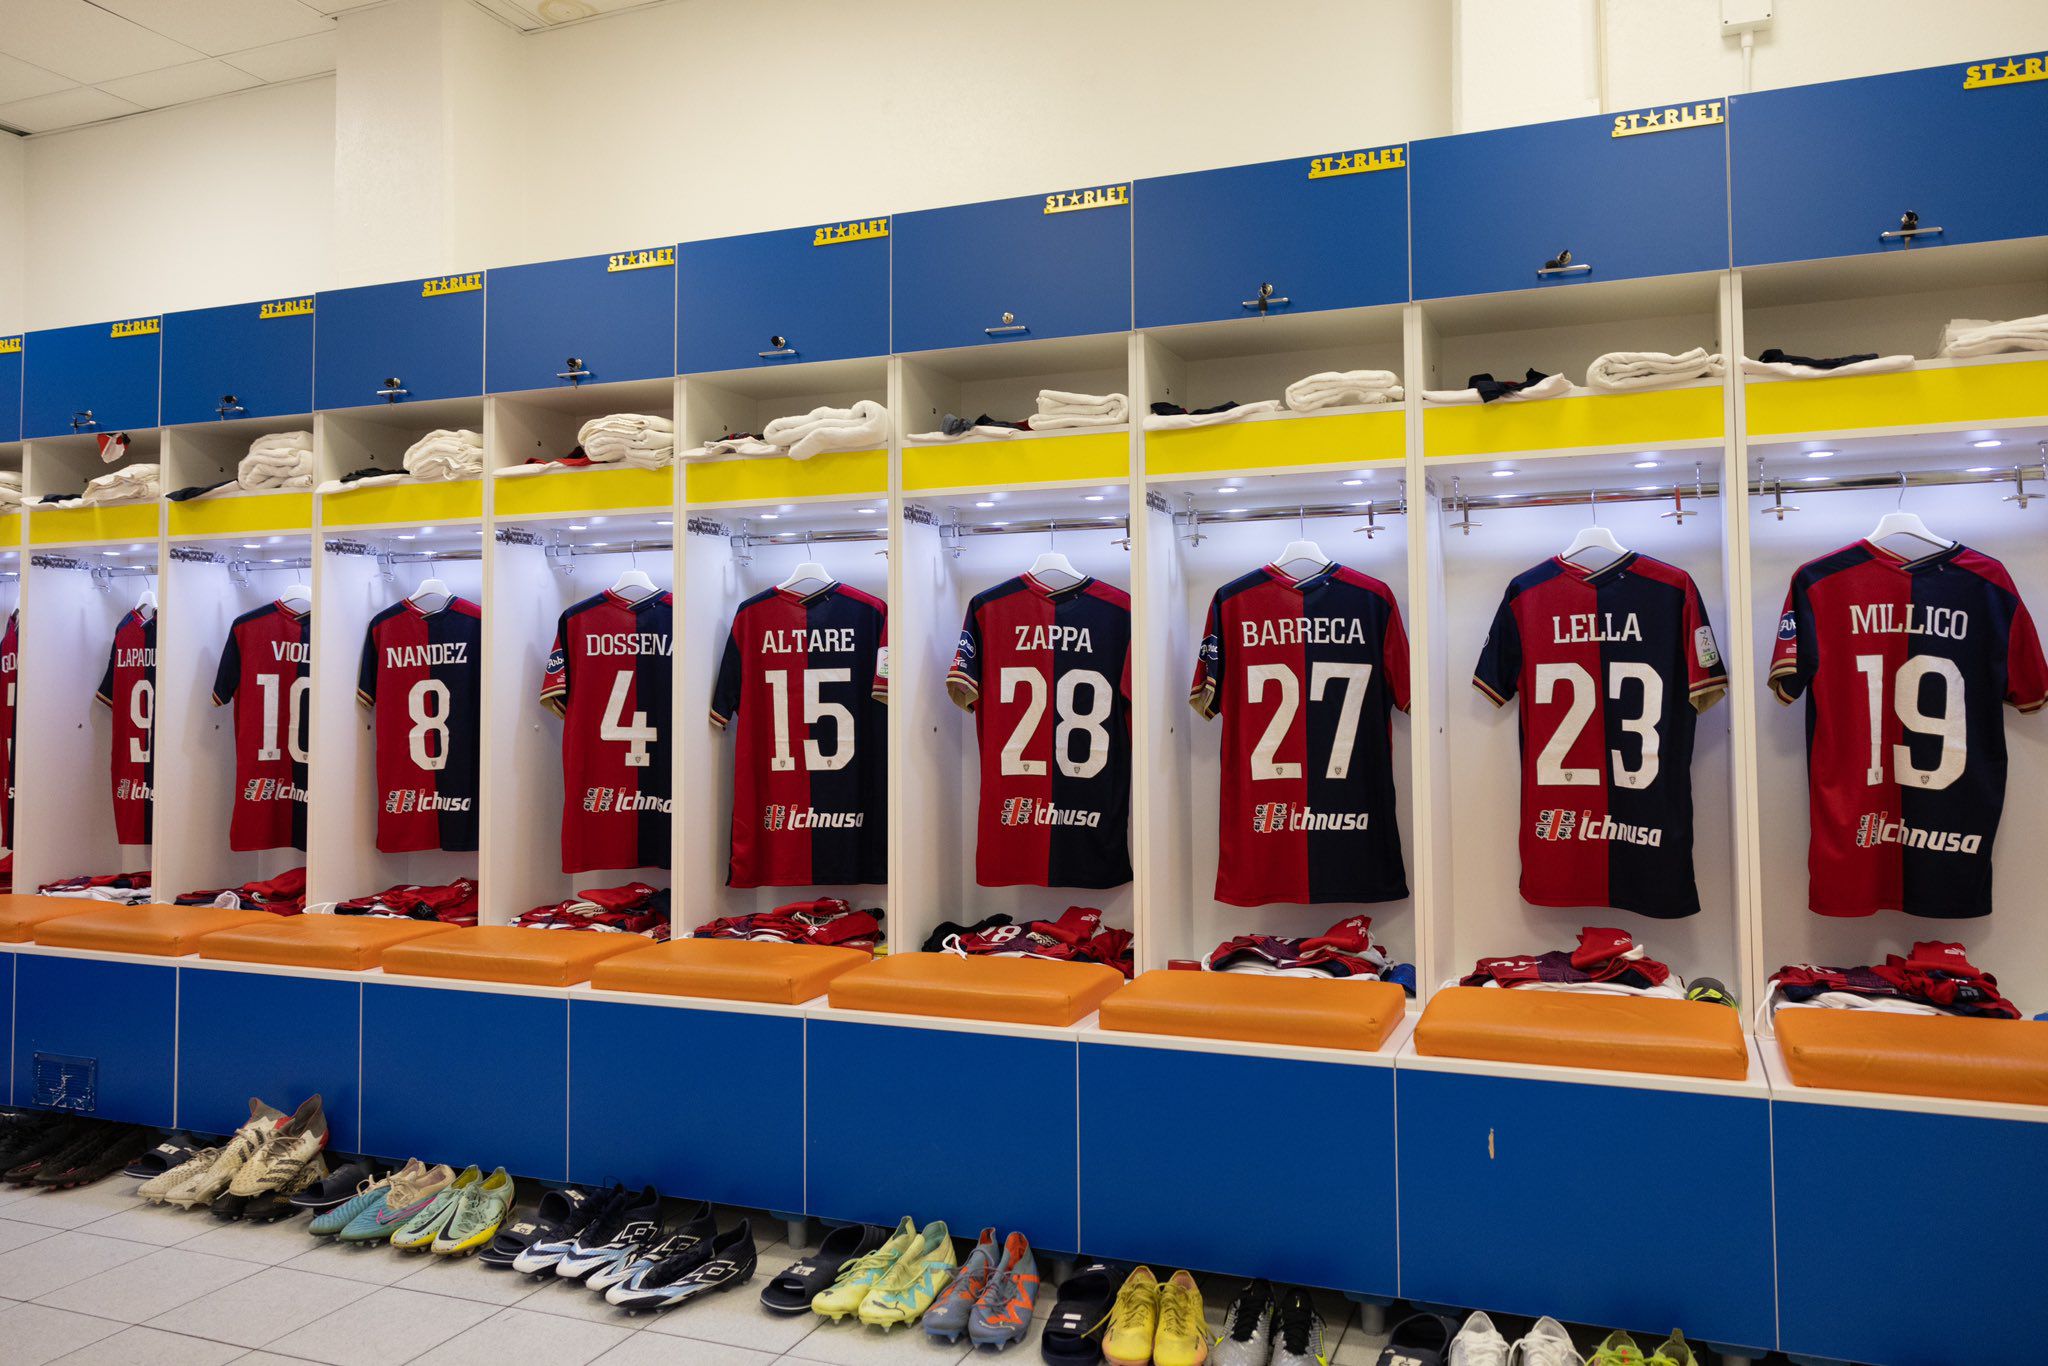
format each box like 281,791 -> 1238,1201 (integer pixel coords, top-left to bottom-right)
362,984 -> 566,1178
315,275 -> 484,410
161,298 -> 315,427
487,250 -> 676,393
893,189 -> 1132,352
1732,61 -> 2048,266
1,952 -> 12,1104
1410,109 -> 1729,299
0,339 -> 20,443
13,955 -> 176,1125
680,223 -> 890,373
22,318 -> 161,438
1136,150 -> 1409,327
811,1021 -> 1077,1249
1397,1070 -> 1773,1353
1776,1100 -> 2048,1364
1081,1045 -> 1396,1293
178,969 -> 361,1150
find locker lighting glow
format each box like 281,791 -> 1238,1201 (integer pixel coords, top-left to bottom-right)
396,535 -> 415,541
1340,479 -> 1364,486
568,524 -> 588,531
656,520 -> 673,527
1972,439 -> 2003,448
590,517 -> 607,524
974,502 -> 996,508
1082,494 -> 1105,502
759,513 -> 780,520
1216,486 -> 1239,494
1226,508 -> 1248,514
1490,470 -> 1513,478
1968,466 -> 1998,473
1632,460 -> 1660,469
1805,449 -> 1835,459
242,543 -> 261,550
856,508 -> 878,514
989,520 -> 1009,526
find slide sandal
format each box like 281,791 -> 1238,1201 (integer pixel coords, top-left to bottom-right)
1041,1260 -> 1121,1365
760,1222 -> 889,1314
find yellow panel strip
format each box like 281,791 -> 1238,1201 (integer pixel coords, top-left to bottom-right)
1745,359 -> 2048,437
493,467 -> 675,518
0,515 -> 21,547
322,479 -> 483,528
1145,410 -> 1404,477
168,493 -> 313,538
29,502 -> 160,546
903,431 -> 1128,492
1424,385 -> 1723,459
686,449 -> 886,506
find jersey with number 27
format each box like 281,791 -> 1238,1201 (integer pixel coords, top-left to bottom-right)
212,600 -> 311,852
359,597 -> 482,853
542,589 -> 673,875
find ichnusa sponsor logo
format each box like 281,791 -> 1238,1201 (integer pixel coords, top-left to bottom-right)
1252,802 -> 1369,833
243,779 -> 307,802
998,798 -> 1101,828
583,787 -> 671,814
1855,813 -> 1982,853
762,804 -> 862,831
1534,809 -> 1663,846
386,790 -> 472,815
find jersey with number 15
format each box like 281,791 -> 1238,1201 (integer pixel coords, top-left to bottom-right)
212,600 -> 312,852
358,597 -> 482,853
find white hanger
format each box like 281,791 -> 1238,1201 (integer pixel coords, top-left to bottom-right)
1562,489 -> 1628,569
134,588 -> 157,621
609,567 -> 657,601
1273,508 -> 1332,581
1027,526 -> 1084,589
407,576 -> 451,613
776,559 -> 835,596
1868,475 -> 1954,557
278,582 -> 311,609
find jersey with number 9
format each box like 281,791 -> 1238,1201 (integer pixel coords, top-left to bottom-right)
359,596 -> 481,853
96,607 -> 156,846
212,599 -> 312,852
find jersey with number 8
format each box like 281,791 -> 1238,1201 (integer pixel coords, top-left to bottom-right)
212,599 -> 312,851
1192,563 -> 1410,907
542,588 -> 674,873
1770,539 -> 2047,918
359,596 -> 481,853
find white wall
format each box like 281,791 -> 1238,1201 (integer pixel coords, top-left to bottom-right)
0,133 -> 22,332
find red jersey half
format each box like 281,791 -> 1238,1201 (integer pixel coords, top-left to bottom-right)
1191,563 -> 1410,907
212,600 -> 311,852
948,574 -> 1132,888
358,597 -> 482,853
712,582 -> 888,888
95,607 -> 156,846
1770,540 -> 2047,918
0,610 -> 17,851
1473,554 -> 1726,918
542,589 -> 673,874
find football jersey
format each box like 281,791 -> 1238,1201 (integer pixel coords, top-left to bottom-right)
211,600 -> 312,852
947,574 -> 1132,888
1190,563 -> 1410,906
542,589 -> 673,874
357,597 -> 482,853
0,610 -> 17,851
94,608 -> 156,845
711,582 -> 888,888
1769,539 -> 2047,918
1473,554 -> 1727,918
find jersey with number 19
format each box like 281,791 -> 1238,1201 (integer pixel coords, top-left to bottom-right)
542,589 -> 673,874
95,607 -> 156,846
212,600 -> 311,852
358,597 -> 482,853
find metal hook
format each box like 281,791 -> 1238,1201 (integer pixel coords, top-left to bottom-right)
1448,477 -> 1482,536
1352,500 -> 1380,539
2003,455 -> 2039,510
1897,470 -> 1908,509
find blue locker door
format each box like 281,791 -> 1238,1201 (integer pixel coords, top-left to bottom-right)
893,187 -> 1133,353
679,222 -> 891,374
314,274 -> 485,410
0,337 -> 20,443
1732,60 -> 2048,266
13,956 -> 177,1125
1136,149 -> 1410,328
486,249 -> 676,393
161,298 -> 315,427
178,970 -> 362,1151
1410,104 -> 1730,299
22,318 -> 162,438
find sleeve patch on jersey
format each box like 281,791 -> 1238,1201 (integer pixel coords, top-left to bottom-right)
874,645 -> 890,680
1776,610 -> 1798,642
1694,625 -> 1721,670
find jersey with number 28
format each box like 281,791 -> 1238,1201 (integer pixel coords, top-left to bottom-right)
212,600 -> 311,852
359,597 -> 482,853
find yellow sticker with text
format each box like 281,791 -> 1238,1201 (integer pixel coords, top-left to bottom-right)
1308,147 -> 1404,178
1964,54 -> 2048,88
422,273 -> 482,298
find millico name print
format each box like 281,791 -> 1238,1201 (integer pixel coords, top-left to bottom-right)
1849,603 -> 1968,640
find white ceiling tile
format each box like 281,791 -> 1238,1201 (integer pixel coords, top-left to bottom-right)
98,58 -> 262,110
87,0 -> 333,59
220,30 -> 337,82
0,84 -> 143,134
0,0 -> 206,84
0,52 -> 75,105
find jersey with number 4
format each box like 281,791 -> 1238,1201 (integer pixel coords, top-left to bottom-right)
1770,540 -> 2047,919
542,589 -> 673,874
95,608 -> 156,846
212,600 -> 311,852
1474,554 -> 1726,918
1191,564 -> 1409,907
948,574 -> 1132,888
358,598 -> 482,853
712,583 -> 888,888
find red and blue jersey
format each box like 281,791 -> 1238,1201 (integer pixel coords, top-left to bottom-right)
1474,553 -> 1726,919
95,608 -> 155,846
542,589 -> 673,874
212,600 -> 312,852
948,574 -> 1132,889
1770,540 -> 2047,919
712,583 -> 888,888
358,597 -> 482,853
1,609 -> 17,851
1191,563 -> 1410,907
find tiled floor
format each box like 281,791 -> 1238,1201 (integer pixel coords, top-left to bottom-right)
0,1179 -> 1389,1365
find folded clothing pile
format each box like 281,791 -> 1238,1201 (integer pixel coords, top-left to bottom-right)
1459,926 -> 1681,999
911,414 -> 1030,442
45,463 -> 161,508
175,867 -> 306,916
326,877 -> 478,926
1203,913 -> 1414,992
1030,389 -> 1127,430
238,432 -> 314,491
580,413 -> 676,468
758,400 -> 889,461
924,905 -> 1131,977
402,429 -> 484,482
1767,941 -> 2020,1020
1584,348 -> 1725,392
1741,348 -> 1914,379
1286,369 -> 1403,410
695,897 -> 883,954
1423,370 -> 1575,405
39,871 -> 153,905
1938,313 -> 2048,358
518,881 -> 670,938
1145,398 -> 1284,430
0,471 -> 24,509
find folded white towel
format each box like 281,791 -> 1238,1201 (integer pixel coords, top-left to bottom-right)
681,436 -> 784,461
578,413 -> 674,442
760,400 -> 890,461
249,430 -> 312,455
1031,391 -> 1128,427
1584,348 -> 1726,392
1937,314 -> 2048,358
71,463 -> 160,506
238,437 -> 314,491
906,425 -> 1025,443
1285,371 -> 1403,411
1422,374 -> 1575,405
580,413 -> 677,466
401,429 -> 484,482
0,487 -> 22,509
1144,400 -> 1286,430
1740,354 -> 1914,380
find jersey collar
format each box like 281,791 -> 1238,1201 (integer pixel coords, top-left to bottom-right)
1262,562 -> 1337,593
1023,571 -> 1092,600
1551,550 -> 1638,584
603,587 -> 665,610
772,581 -> 839,605
273,598 -> 309,620
1862,538 -> 1962,573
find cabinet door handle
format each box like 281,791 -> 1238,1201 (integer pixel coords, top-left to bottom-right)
556,357 -> 593,384
377,378 -> 409,403
216,395 -> 245,419
1879,211 -> 1943,242
70,410 -> 97,432
984,325 -> 1030,336
758,337 -> 798,359
1537,249 -> 1591,278
1242,282 -> 1290,313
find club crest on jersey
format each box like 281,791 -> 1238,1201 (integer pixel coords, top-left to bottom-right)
1855,812 -> 1981,853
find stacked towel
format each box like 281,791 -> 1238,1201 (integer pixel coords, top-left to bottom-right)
1144,399 -> 1284,430
0,470 -> 22,510
238,431 -> 314,491
1937,314 -> 2048,358
677,433 -> 783,462
1031,390 -> 1128,429
402,429 -> 484,482
579,414 -> 676,468
1584,348 -> 1725,392
760,401 -> 890,461
906,423 -> 1024,443
1285,370 -> 1403,411
1423,373 -> 1574,405
75,463 -> 160,506
1740,352 -> 1914,379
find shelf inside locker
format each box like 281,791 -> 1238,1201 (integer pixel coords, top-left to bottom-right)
1744,354 -> 2048,441
318,397 -> 486,529
161,414 -> 316,539
901,333 -> 1131,492
682,359 -> 887,507
490,377 -> 677,517
24,429 -> 164,548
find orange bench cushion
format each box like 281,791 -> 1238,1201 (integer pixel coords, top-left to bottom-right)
1415,987 -> 1749,1080
593,939 -> 869,1005
378,925 -> 647,987
33,904 -> 276,956
0,895 -> 109,943
1100,971 -> 1405,1051
197,916 -> 460,971
828,953 -> 1124,1027
1776,1009 -> 2048,1107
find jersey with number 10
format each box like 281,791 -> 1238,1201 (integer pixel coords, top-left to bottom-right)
542,589 -> 673,874
95,608 -> 156,846
212,600 -> 311,851
358,598 -> 482,853
1191,564 -> 1410,907
1770,540 -> 2047,919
